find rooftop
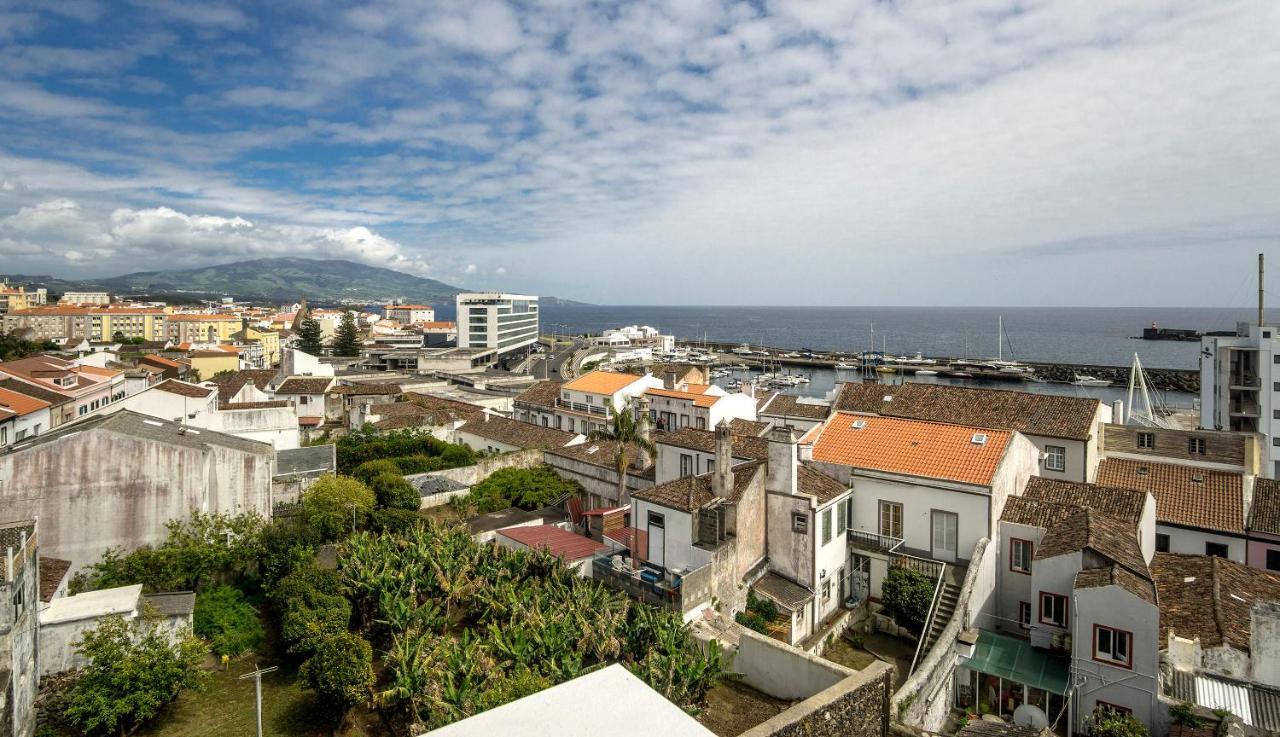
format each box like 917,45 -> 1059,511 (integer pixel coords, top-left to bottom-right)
496,525 -> 607,561
0,385 -> 51,416
458,415 -> 578,450
758,392 -> 831,420
142,591 -> 196,617
1035,506 -> 1149,580
514,380 -> 563,409
809,412 -> 1012,486
39,557 -> 71,602
632,460 -> 764,512
1074,564 -> 1156,606
563,370 -> 645,396
752,571 -> 814,611
152,379 -> 214,399
41,584 -> 142,625
1096,458 -> 1244,534
832,382 -> 1101,440
1151,552 -> 1280,652
275,376 -> 335,395
798,464 -> 850,505
6,409 -> 274,457
654,426 -> 769,460
1022,476 -> 1148,524
402,392 -> 487,424
645,386 -> 721,408
545,439 -> 653,472
275,444 -> 336,477
1249,478 -> 1280,536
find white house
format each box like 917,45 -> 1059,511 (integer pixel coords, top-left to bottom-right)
645,382 -> 757,432
384,304 -> 435,326
0,385 -> 51,446
272,376 -> 335,428
105,378 -> 300,450
554,370 -> 663,436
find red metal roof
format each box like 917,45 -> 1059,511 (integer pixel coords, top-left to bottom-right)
497,525 -> 606,561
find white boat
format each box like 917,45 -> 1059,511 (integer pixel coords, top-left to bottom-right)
794,375 -> 811,384
834,361 -> 859,370
915,369 -> 939,376
1072,374 -> 1112,387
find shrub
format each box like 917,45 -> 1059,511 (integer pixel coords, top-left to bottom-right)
735,610 -> 767,633
299,632 -> 375,707
881,566 -> 935,634
464,465 -> 581,514
371,472 -> 422,511
301,475 -> 376,540
1089,706 -> 1149,737
389,455 -> 444,474
258,517 -> 323,586
336,428 -> 447,473
352,459 -> 401,484
273,564 -> 351,652
64,616 -> 208,736
193,585 -> 265,657
369,508 -> 422,533
439,444 -> 475,468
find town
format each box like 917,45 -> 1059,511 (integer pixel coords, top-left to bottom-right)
0,277 -> 1276,737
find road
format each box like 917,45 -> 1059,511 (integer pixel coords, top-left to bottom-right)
537,338 -> 584,380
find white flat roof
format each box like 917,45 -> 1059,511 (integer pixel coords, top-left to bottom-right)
40,584 -> 142,625
419,663 -> 716,737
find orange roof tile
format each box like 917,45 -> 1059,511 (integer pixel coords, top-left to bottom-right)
419,321 -> 456,329
645,387 -> 721,408
388,304 -> 431,310
0,386 -> 51,416
168,313 -> 238,322
76,365 -> 122,378
563,370 -> 645,396
810,412 -> 1012,485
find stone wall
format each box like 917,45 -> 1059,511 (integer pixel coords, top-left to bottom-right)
416,448 -> 544,487
738,660 -> 894,737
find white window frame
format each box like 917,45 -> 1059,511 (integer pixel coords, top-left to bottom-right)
879,501 -> 903,539
1010,538 -> 1033,574
1044,445 -> 1066,472
1094,625 -> 1132,667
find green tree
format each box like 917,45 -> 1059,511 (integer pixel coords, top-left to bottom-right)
302,475 -> 376,540
1089,706 -> 1150,737
331,310 -> 362,357
295,316 -> 324,356
370,472 -> 422,511
0,330 -> 58,361
299,632 -> 375,707
64,615 -> 208,736
193,585 -> 266,657
881,565 -> 935,634
464,465 -> 581,514
588,399 -> 655,504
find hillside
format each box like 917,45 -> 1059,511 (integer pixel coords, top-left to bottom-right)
2,258 -> 467,304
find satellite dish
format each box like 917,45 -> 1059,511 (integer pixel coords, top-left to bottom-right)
1014,704 -> 1048,729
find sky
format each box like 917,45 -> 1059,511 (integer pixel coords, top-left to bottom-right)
0,0 -> 1278,306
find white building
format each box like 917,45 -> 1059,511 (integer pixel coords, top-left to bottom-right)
455,292 -> 539,360
594,325 -> 676,353
0,385 -> 51,447
384,304 -> 435,325
1200,321 -> 1280,477
645,382 -> 757,432
103,379 -> 301,450
553,370 -> 663,436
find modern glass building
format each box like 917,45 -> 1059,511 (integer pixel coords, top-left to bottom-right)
455,292 -> 540,359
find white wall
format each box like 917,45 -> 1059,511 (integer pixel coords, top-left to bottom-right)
850,474 -> 991,561
707,392 -> 759,426
1072,586 -> 1160,732
10,406 -> 51,442
812,495 -> 851,623
632,498 -> 708,573
1158,523 -> 1247,562
732,626 -> 854,700
1027,552 -> 1081,648
994,521 -> 1045,636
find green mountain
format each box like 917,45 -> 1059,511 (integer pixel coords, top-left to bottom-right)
4,258 -> 468,304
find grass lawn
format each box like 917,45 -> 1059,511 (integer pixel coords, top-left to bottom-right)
134,659 -> 324,737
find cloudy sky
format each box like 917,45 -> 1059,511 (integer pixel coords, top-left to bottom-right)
1,0 -> 1277,305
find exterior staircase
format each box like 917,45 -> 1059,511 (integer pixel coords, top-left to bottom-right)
918,581 -> 962,662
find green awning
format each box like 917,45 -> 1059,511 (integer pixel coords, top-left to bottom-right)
960,630 -> 1070,696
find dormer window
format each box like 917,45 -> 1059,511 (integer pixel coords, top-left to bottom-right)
852,420 -> 867,429
971,433 -> 987,445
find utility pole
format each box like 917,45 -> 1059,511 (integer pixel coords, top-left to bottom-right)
239,664 -> 278,737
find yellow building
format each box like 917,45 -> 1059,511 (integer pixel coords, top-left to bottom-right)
167,314 -> 240,343
187,349 -> 240,380
230,326 -> 282,366
0,282 -> 48,314
0,307 -> 167,341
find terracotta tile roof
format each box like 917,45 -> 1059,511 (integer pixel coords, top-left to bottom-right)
219,400 -> 290,410
419,321 -> 456,330
1000,496 -> 1080,528
275,377 -> 335,395
563,370 -> 645,396
545,439 -> 654,472
369,402 -> 430,418
831,382 -> 1101,440
810,412 -> 1012,486
645,386 -> 721,408
1022,477 -> 1147,524
758,393 -> 831,420
372,415 -> 432,430
329,383 -> 403,396
298,416 -> 323,426
0,377 -> 72,407
798,464 -> 849,504
1035,506 -> 1149,579
653,426 -> 769,460
1096,458 -> 1244,534
74,364 -> 121,378
1249,478 -> 1280,536
0,386 -> 51,416
403,392 -> 486,423
168,313 -> 238,321
152,379 -> 214,399
632,461 -> 764,512
39,557 -> 72,602
458,416 -> 578,450
1075,565 -> 1156,606
514,380 -> 563,409
139,354 -> 182,369
1152,552 -> 1280,651
496,525 -> 606,562
728,418 -> 772,437
208,369 -> 277,403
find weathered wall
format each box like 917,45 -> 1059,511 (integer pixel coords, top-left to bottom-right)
734,626 -> 855,700
738,657 -> 894,737
0,431 -> 273,570
413,448 -> 543,487
1,530 -> 39,737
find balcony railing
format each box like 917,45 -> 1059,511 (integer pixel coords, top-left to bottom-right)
556,399 -> 610,417
847,529 -> 904,555
591,555 -> 711,615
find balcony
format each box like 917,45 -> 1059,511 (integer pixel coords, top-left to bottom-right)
1228,375 -> 1261,391
847,529 -> 904,555
591,555 -> 712,615
556,399 -> 610,417
1229,400 -> 1261,417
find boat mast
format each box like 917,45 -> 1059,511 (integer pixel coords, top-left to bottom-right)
998,315 -> 1003,362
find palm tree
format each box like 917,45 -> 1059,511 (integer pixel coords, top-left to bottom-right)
587,398 -> 656,505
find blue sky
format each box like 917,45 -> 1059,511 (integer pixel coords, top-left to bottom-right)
0,0 -> 1278,305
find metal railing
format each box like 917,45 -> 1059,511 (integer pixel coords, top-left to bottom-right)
906,558 -> 948,676
848,529 -> 904,554
555,399 -> 610,417
891,552 -> 945,581
590,556 -> 712,614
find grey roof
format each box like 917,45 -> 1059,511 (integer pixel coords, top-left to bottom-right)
410,474 -> 469,496
1165,668 -> 1280,733
4,410 -> 274,457
274,444 -> 336,477
957,721 -> 1043,737
142,591 -> 196,617
465,506 -> 570,535
752,572 -> 813,610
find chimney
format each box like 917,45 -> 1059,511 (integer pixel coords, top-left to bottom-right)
767,425 -> 799,495
713,419 -> 734,499
664,371 -> 677,390
636,395 -> 651,444
483,407 -> 491,423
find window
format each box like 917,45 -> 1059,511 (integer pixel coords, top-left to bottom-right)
1206,541 -> 1229,558
1155,533 -> 1170,553
1096,702 -> 1132,716
696,417 -> 706,430
1137,432 -> 1154,449
679,453 -> 694,477
879,501 -> 903,539
1018,602 -> 1031,629
679,414 -> 690,427
822,508 -> 833,544
647,512 -> 664,529
1044,445 -> 1066,472
540,416 -> 548,427
837,500 -> 848,533
1267,549 -> 1280,571
1094,626 -> 1133,668
792,512 -> 808,534
298,395 -> 309,405
821,577 -> 831,601
1010,539 -> 1033,574
1040,592 -> 1068,627
1188,437 -> 1207,455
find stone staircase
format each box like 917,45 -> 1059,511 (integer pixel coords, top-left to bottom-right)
920,581 -> 961,657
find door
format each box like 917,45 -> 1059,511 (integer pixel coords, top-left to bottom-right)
931,510 -> 958,562
647,511 -> 665,568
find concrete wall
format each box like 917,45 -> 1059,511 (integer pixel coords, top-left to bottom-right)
454,428 -> 523,455
850,475 -> 990,562
1250,600 -> 1280,687
413,448 -> 543,487
767,492 -> 814,590
1071,585 -> 1160,732
1158,523 -> 1247,562
995,521 -> 1045,635
1,530 -> 39,737
813,495 -> 851,624
1027,435 -> 1089,483
1247,535 -> 1280,572
733,626 -> 856,700
543,453 -> 653,509
1028,552 -> 1081,648
206,406 -> 299,450
0,431 -> 274,570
